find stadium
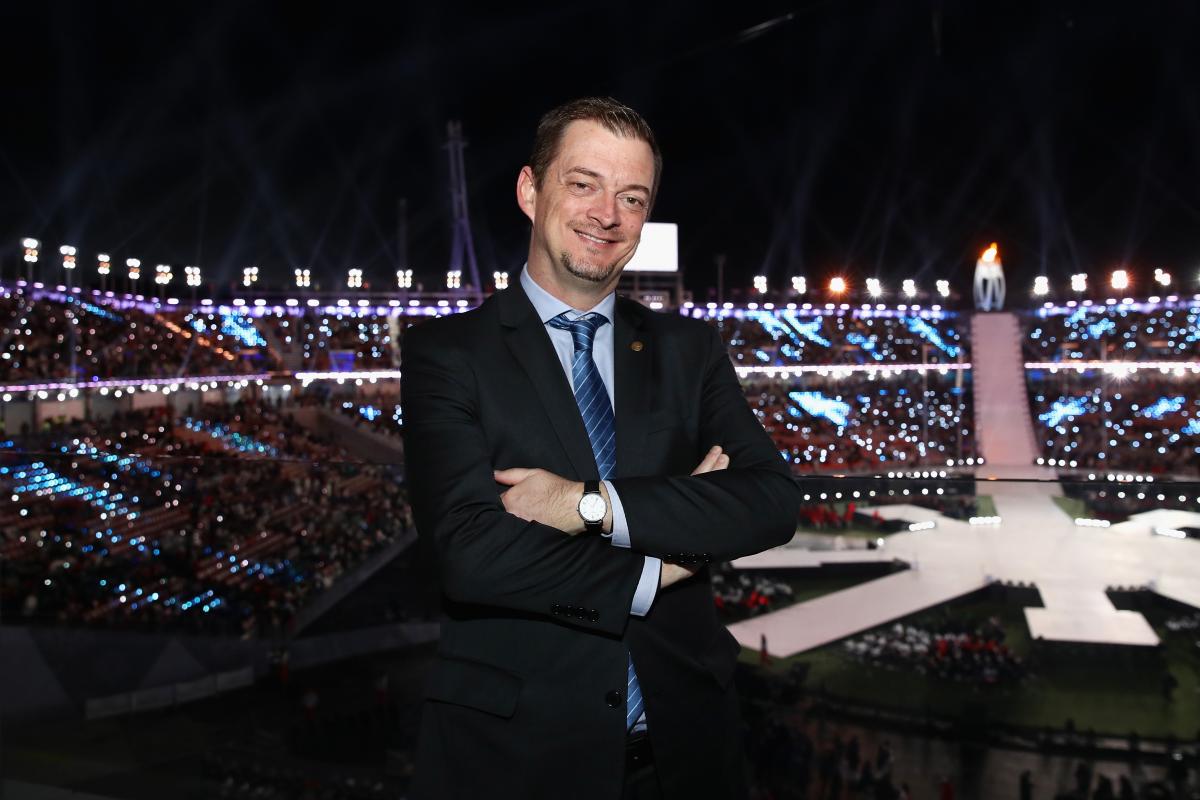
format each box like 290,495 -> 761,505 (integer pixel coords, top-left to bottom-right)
4,4 -> 1200,800
3,249 -> 1198,797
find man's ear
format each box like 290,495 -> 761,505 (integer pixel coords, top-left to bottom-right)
516,166 -> 537,223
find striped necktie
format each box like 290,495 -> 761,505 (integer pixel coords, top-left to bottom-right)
547,311 -> 644,731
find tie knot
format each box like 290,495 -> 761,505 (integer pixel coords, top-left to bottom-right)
548,311 -> 609,352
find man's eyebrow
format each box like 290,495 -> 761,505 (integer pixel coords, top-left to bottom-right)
564,166 -> 650,196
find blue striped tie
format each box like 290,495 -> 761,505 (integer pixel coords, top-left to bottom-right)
547,311 -> 644,731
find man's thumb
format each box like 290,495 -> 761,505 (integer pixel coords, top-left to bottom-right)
493,467 -> 532,485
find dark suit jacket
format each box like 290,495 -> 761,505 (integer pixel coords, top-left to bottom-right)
401,283 -> 799,800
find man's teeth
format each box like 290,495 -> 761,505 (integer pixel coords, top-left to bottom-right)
578,232 -> 610,244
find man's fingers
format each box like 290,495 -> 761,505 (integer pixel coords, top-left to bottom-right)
691,445 -> 726,476
494,467 -> 536,485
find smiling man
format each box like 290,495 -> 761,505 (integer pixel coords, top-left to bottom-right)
402,97 -> 799,800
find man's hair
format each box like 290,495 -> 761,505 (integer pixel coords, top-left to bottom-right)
529,96 -> 663,211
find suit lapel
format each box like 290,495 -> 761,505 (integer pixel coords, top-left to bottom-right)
497,286 -> 598,480
614,296 -> 652,478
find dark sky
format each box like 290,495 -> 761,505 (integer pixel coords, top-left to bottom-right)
3,1 -> 1199,298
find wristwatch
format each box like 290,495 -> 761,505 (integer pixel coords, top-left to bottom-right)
577,480 -> 607,534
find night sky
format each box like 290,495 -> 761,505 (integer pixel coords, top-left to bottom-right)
3,1 -> 1199,299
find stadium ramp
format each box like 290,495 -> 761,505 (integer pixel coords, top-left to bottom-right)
970,312 -> 1040,468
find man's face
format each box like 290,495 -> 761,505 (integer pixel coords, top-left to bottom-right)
519,120 -> 655,289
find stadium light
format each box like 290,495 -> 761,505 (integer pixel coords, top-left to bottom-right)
1071,273 -> 1087,292
1154,268 -> 1171,287
294,268 -> 311,288
752,275 -> 767,294
243,266 -> 259,287
396,268 -> 413,289
59,245 -> 77,270
829,276 -> 846,294
446,270 -> 462,289
791,276 -> 806,294
1033,276 -> 1049,296
96,254 -> 111,275
1111,269 -> 1129,290
154,264 -> 172,286
901,279 -> 917,298
22,237 -> 39,283
493,270 -> 509,290
126,258 -> 141,294
936,279 -> 950,298
348,268 -> 363,288
865,278 -> 882,297
185,265 -> 202,287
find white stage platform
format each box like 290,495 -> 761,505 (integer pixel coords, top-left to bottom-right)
729,468 -> 1200,657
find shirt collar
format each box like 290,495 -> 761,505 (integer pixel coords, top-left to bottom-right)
520,264 -> 616,324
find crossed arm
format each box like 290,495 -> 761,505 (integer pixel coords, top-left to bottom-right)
493,445 -> 731,589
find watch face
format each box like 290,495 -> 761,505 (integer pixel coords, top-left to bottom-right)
579,492 -> 606,523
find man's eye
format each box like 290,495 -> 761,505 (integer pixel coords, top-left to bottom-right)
621,196 -> 646,209
572,182 -> 593,191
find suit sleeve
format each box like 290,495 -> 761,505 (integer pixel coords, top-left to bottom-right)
401,323 -> 644,636
610,327 -> 800,562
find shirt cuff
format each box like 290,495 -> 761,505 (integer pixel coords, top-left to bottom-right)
602,480 -> 630,548
630,557 -> 660,618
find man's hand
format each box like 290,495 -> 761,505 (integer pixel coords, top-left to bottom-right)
660,445 -> 730,589
691,444 -> 729,476
494,468 -> 594,535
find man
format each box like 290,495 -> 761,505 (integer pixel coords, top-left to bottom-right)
402,97 -> 799,799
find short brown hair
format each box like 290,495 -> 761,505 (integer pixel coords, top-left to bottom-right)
529,97 -> 663,212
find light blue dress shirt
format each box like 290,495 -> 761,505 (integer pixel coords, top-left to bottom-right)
520,267 -> 660,617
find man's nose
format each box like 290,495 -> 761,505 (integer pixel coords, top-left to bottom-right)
587,192 -> 621,229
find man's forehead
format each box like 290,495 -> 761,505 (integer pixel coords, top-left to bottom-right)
553,120 -> 654,183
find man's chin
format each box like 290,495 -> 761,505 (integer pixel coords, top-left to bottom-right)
560,253 -> 621,285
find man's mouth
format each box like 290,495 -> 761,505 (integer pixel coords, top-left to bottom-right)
574,230 -> 619,246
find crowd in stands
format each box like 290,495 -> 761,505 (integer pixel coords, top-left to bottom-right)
3,292 -> 985,482
250,308 -> 437,372
851,489 -> 983,522
1029,370 -> 1200,475
741,698 -> 914,800
0,401 -> 412,636
329,396 -> 405,443
1060,480 -> 1200,521
1023,301 -> 1200,363
712,564 -> 795,620
843,618 -> 1025,686
1,289 -> 279,384
748,372 -> 977,472
1164,612 -> 1200,634
712,307 -> 967,368
202,753 -> 397,800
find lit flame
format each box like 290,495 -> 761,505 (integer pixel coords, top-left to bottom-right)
981,243 -> 998,263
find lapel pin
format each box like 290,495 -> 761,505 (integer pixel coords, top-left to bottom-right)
631,341 -> 644,352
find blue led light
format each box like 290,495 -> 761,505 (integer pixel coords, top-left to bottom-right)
1038,397 -> 1090,429
904,317 -> 960,358
789,391 -> 851,427
1140,396 -> 1185,420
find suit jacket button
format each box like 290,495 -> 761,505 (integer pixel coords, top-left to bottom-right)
589,609 -> 599,622
605,690 -> 623,708
551,604 -> 561,615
